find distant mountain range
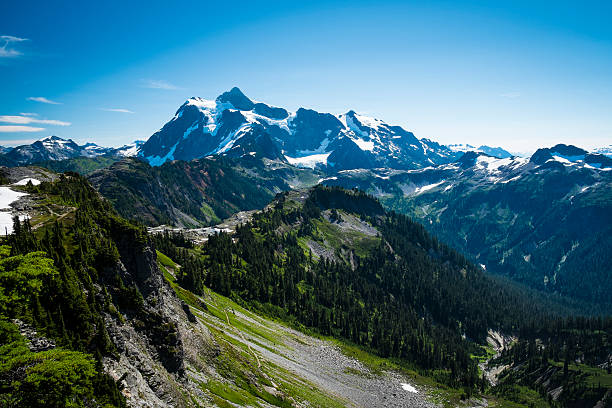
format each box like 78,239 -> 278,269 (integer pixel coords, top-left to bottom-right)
0,136 -> 143,167
592,144 -> 612,158
447,143 -> 513,158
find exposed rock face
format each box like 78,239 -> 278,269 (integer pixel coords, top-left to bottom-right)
100,240 -> 217,407
13,319 -> 56,352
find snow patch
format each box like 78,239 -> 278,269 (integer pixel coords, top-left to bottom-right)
13,178 -> 41,186
0,186 -> 29,234
414,181 -> 445,194
297,137 -> 330,155
351,137 -> 375,151
285,153 -> 331,169
146,142 -> 179,166
400,383 -> 417,393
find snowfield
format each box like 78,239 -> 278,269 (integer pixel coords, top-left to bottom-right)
285,153 -> 331,169
13,178 -> 41,186
0,186 -> 28,234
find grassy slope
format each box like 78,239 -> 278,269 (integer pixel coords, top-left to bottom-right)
157,245 -> 535,408
159,254 -> 348,408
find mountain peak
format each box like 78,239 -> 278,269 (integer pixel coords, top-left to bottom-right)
42,135 -> 65,141
140,89 -> 459,169
216,87 -> 254,110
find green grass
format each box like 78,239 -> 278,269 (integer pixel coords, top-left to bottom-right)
200,202 -> 221,224
491,384 -> 549,408
471,343 -> 497,365
158,247 -> 520,408
156,250 -> 177,270
310,215 -> 380,259
550,360 -> 612,387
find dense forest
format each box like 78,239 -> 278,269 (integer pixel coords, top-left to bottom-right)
0,173 -> 164,407
151,186 -> 611,404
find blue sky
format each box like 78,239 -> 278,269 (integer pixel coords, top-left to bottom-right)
1,0 -> 611,153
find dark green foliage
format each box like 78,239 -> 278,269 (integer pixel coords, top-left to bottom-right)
169,186 -> 553,389
0,335 -> 97,408
88,156 -> 319,227
0,173 -> 159,406
34,156 -> 120,175
493,318 -> 612,407
383,166 -> 612,311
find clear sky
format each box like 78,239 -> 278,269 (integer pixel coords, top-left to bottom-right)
1,0 -> 611,154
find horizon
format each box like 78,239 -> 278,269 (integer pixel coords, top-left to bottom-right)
1,1 -> 611,154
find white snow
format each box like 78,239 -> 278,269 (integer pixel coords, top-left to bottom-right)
0,187 -> 28,209
13,178 -> 41,186
414,181 -> 445,194
241,109 -> 291,133
214,126 -> 251,155
186,97 -> 217,110
183,121 -> 199,139
318,176 -> 338,183
550,152 -> 585,162
551,155 -> 575,165
500,175 -> 521,184
115,144 -> 141,157
400,383 -> 418,393
0,186 -> 28,234
285,153 -> 331,169
476,156 -> 513,171
297,138 -> 330,155
352,112 -> 385,132
351,137 -> 375,151
146,142 -> 178,166
447,143 -> 477,153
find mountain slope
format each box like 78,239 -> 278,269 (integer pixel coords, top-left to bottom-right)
88,156 -> 321,227
139,87 -> 459,170
0,170 -> 397,407
324,145 -> 612,309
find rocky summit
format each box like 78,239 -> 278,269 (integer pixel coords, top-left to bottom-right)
139,87 -> 459,170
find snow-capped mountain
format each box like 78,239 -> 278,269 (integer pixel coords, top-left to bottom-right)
139,87 -> 460,169
111,140 -> 145,157
447,143 -> 513,158
324,144 -> 611,198
529,144 -> 612,169
2,136 -> 87,165
0,136 -> 142,166
593,145 -> 612,158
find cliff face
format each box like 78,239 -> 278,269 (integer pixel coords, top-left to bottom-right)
0,168 -> 220,407
101,243 -> 191,407
100,219 -> 221,407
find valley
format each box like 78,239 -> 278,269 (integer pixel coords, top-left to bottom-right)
0,90 -> 611,408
